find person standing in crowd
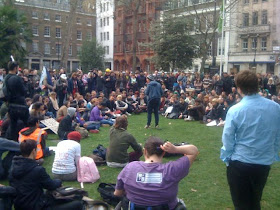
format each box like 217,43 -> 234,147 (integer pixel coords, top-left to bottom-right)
136,71 -> 146,90
221,70 -> 280,210
4,61 -> 29,141
106,115 -> 142,168
56,74 -> 68,107
144,75 -> 163,129
43,69 -> 55,95
68,72 -> 78,97
103,69 -> 113,98
222,72 -> 232,95
87,70 -> 97,93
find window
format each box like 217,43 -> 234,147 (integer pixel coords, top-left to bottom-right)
262,0 -> 267,1
103,18 -> 106,26
69,45 -> 72,56
44,26 -> 50,37
106,2 -> 109,11
32,11 -> 38,19
56,43 -> 61,55
107,32 -> 109,40
107,17 -> 109,26
118,23 -> 122,34
243,39 -> 248,51
77,45 -> 81,54
100,19 -> 102,27
253,0 -> 258,2
252,12 -> 258,25
100,3 -> 102,12
261,10 -> 267,24
243,13 -> 249,26
103,32 -> 106,41
44,43 -> 50,54
86,31 -> 92,41
32,25 -> 39,36
100,32 -> 103,41
44,13 -> 50,20
252,37 -> 258,50
56,28 -> 61,38
32,42 -> 39,52
244,0 -> 249,4
87,19 -> 92,26
106,46 -> 109,54
77,30 -> 82,40
55,14 -> 61,22
76,17 -> 81,24
261,37 -> 267,51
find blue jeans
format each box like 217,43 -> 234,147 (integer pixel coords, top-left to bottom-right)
147,98 -> 160,126
84,121 -> 101,130
100,119 -> 114,126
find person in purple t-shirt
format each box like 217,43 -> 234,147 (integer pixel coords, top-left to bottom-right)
89,102 -> 114,126
114,137 -> 198,209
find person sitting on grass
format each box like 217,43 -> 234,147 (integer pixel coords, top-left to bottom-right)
52,131 -> 81,181
106,115 -> 142,168
18,116 -> 50,165
89,102 -> 114,126
115,95 -> 129,115
56,101 -> 70,122
9,139 -> 83,210
114,137 -> 198,209
57,107 -> 76,140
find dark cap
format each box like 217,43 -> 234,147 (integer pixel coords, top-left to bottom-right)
147,75 -> 154,81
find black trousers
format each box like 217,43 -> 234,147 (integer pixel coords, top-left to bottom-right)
227,160 -> 270,210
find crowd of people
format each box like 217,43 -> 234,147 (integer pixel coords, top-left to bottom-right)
0,60 -> 280,210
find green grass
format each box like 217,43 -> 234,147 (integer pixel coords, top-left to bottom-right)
2,114 -> 280,209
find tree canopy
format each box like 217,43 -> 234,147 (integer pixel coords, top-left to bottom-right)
0,5 -> 31,68
79,39 -> 105,71
148,14 -> 198,72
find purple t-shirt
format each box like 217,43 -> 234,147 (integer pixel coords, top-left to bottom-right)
116,156 -> 190,209
89,106 -> 103,121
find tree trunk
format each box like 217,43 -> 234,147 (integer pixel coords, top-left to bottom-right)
60,0 -> 78,73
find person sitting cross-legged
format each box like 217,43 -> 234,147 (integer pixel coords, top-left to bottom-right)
89,102 -> 114,126
52,131 -> 81,181
106,115 -> 142,168
9,139 -> 83,210
114,137 -> 198,210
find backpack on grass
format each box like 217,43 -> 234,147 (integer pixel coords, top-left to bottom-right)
97,183 -> 121,207
77,157 -> 100,183
48,186 -> 88,202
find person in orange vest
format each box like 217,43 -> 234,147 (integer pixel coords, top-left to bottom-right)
18,116 -> 49,165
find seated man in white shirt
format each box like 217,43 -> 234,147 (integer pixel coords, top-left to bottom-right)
52,131 -> 81,181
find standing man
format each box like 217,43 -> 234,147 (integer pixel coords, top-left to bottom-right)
220,70 -> 280,210
144,75 -> 163,129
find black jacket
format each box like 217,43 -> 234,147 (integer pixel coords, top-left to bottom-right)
9,156 -> 61,210
5,74 -> 27,105
58,115 -> 74,139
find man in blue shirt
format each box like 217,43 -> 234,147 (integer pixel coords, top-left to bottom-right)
220,70 -> 280,210
144,75 -> 163,129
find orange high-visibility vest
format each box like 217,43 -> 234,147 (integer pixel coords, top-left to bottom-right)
18,127 -> 46,160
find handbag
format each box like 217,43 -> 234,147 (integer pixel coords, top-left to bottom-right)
97,183 -> 121,207
48,187 -> 88,203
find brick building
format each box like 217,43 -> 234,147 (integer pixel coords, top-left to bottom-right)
113,0 -> 164,73
14,0 -> 96,71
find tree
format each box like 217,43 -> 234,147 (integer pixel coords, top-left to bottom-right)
147,14 -> 197,72
0,4 -> 31,68
79,39 -> 105,71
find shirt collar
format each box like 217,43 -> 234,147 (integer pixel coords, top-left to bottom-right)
241,94 -> 261,102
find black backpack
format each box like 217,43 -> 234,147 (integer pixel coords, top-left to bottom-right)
47,186 -> 88,203
93,144 -> 107,160
97,183 -> 121,207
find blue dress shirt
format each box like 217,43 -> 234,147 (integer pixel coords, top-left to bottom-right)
221,94 -> 280,166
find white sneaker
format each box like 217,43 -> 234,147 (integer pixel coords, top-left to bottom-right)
184,116 -> 193,121
126,112 -> 131,116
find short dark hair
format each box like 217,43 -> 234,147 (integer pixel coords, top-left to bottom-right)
20,140 -> 37,157
7,61 -> 19,72
27,116 -> 39,127
235,70 -> 258,95
114,115 -> 128,130
144,137 -> 164,157
32,102 -> 43,111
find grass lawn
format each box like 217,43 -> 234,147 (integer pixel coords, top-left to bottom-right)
2,114 -> 280,209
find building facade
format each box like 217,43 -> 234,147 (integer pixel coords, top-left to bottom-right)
227,0 -> 280,75
113,0 -> 165,73
96,0 -> 114,70
14,0 -> 96,71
